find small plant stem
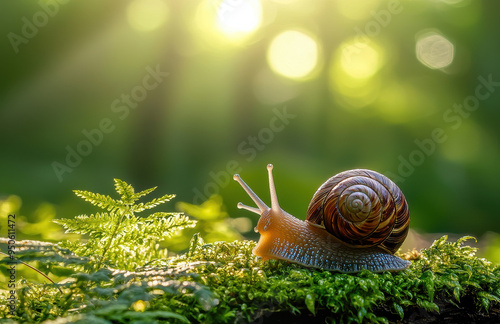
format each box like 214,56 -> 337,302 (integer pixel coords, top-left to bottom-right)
97,208 -> 128,269
0,251 -> 63,294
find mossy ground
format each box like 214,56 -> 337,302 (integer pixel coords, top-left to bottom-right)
1,236 -> 499,323
161,235 -> 500,323
2,184 -> 498,323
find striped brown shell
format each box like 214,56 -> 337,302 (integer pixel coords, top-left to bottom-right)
306,169 -> 409,254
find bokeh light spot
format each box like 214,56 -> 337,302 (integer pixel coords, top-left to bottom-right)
267,30 -> 319,80
416,32 -> 455,69
340,39 -> 383,79
127,0 -> 168,32
216,0 -> 262,35
328,38 -> 385,109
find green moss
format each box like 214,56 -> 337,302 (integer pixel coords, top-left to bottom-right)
1,178 -> 499,323
1,235 -> 499,323
157,235 -> 500,323
0,179 -> 500,324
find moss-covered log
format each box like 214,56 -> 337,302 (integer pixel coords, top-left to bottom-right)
1,236 -> 499,323
161,235 -> 500,323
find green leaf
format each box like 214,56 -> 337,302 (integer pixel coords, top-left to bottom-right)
177,195 -> 229,221
305,293 -> 315,315
132,186 -> 157,199
480,296 -> 490,311
416,299 -> 440,313
351,294 -> 364,308
453,287 -> 461,302
393,302 -> 404,319
356,307 -> 367,322
49,265 -> 76,277
431,235 -> 448,248
136,193 -> 176,212
54,213 -> 118,236
114,178 -> 135,203
463,281 -> 482,289
478,292 -> 500,304
93,304 -> 128,316
188,233 -> 204,258
456,236 -> 477,246
73,190 -> 120,212
52,179 -> 197,270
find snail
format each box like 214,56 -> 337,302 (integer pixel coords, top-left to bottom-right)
233,164 -> 411,273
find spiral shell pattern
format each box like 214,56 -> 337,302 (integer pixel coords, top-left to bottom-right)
306,169 -> 409,254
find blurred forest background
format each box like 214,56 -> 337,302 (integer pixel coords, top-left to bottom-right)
0,0 -> 499,260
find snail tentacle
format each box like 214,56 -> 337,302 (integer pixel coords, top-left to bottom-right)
267,164 -> 281,212
233,174 -> 269,213
237,202 -> 261,215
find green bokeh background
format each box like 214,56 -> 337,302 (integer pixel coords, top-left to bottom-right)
0,0 -> 499,241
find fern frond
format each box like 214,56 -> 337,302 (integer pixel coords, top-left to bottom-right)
73,190 -> 121,212
143,213 -> 196,239
111,213 -> 196,245
114,178 -> 136,204
132,186 -> 157,200
134,194 -> 176,212
54,179 -> 195,271
54,213 -> 119,237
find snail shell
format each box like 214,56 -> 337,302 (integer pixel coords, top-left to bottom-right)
234,164 -> 411,273
306,169 -> 410,255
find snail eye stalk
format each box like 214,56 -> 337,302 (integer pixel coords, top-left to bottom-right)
267,164 -> 281,212
233,173 -> 269,214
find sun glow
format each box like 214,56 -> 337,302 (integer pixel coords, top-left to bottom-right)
216,0 -> 262,35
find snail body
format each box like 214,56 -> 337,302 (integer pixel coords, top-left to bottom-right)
233,164 -> 411,273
